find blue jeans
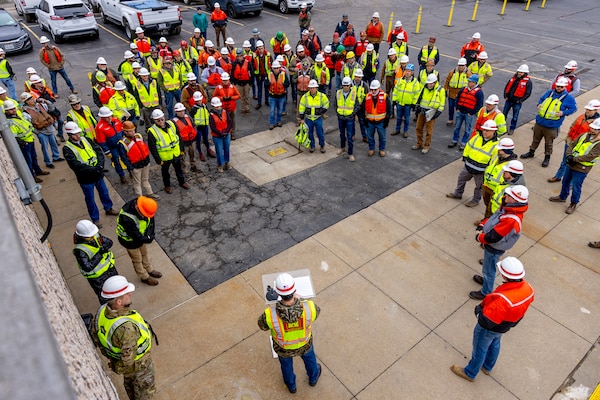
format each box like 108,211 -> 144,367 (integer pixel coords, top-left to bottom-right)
338,118 -> 354,155
482,248 -> 504,295
195,125 -> 210,155
395,104 -> 411,133
20,141 -> 43,175
213,134 -> 231,166
164,89 -> 182,119
452,111 -> 475,145
553,142 -> 569,180
278,345 -> 320,391
37,132 -> 61,165
559,167 -> 587,204
0,77 -> 16,100
80,178 -> 113,222
269,96 -> 285,125
49,68 -> 74,95
366,120 -> 386,151
503,101 -> 522,132
306,118 -> 324,148
255,76 -> 268,106
464,323 -> 503,379
105,133 -> 125,177
447,96 -> 457,122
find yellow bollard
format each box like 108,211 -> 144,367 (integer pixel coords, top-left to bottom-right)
414,5 -> 422,34
540,0 -> 547,9
446,0 -> 455,27
470,0 -> 480,21
525,0 -> 532,11
387,12 -> 394,37
499,0 -> 508,15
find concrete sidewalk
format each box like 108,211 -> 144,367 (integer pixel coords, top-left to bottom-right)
37,85 -> 600,399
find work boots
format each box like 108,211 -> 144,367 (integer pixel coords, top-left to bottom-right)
542,155 -> 551,167
520,150 -> 535,159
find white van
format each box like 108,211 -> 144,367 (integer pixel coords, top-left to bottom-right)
14,0 -> 42,22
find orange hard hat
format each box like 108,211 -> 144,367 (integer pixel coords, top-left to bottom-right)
122,121 -> 136,130
137,196 -> 158,218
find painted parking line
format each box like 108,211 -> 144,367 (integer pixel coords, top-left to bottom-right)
20,23 -> 40,42
97,22 -> 130,44
261,10 -> 289,19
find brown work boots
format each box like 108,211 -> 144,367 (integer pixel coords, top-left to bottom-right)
141,270 -> 162,286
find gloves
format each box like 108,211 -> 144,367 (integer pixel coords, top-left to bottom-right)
566,155 -> 575,165
433,110 -> 442,120
414,105 -> 421,114
474,304 -> 483,317
475,223 -> 483,232
475,233 -> 481,243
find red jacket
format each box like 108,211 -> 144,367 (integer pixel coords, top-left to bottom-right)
95,117 -> 123,144
478,280 -> 534,333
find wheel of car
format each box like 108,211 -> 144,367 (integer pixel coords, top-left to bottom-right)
93,30 -> 100,40
227,3 -> 237,18
278,0 -> 288,14
172,26 -> 181,35
38,19 -> 45,31
51,30 -> 62,44
99,7 -> 108,23
124,21 -> 135,41
253,10 -> 261,16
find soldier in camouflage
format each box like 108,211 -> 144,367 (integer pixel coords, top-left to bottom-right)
93,275 -> 156,399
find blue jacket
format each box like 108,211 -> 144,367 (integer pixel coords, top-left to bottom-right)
535,89 -> 577,129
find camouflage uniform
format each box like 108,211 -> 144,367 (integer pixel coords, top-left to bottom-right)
93,304 -> 156,400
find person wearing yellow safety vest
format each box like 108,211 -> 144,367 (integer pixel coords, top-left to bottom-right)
72,219 -> 118,303
0,86 -> 22,117
342,51 -> 359,80
124,62 -> 142,94
447,120 -> 500,208
392,63 -> 421,138
380,48 -> 399,100
63,122 -> 118,228
489,160 -> 526,217
4,99 -> 49,182
190,90 -> 216,161
258,273 -> 321,394
146,47 -> 162,80
133,68 -> 162,127
24,66 -> 45,92
468,52 -> 493,86
418,59 -> 439,86
148,108 -> 188,193
310,54 -> 330,94
481,138 -> 517,220
413,74 -> 446,154
550,118 -> 600,215
521,77 -> 577,167
472,94 -> 507,139
157,56 -> 182,120
334,77 -> 360,161
0,48 -> 17,99
359,43 -> 378,84
352,68 -> 369,143
179,40 -> 199,79
66,94 -> 97,141
93,275 -> 156,398
417,36 -> 439,72
444,58 -> 471,127
390,32 -> 408,59
108,81 -> 140,123
299,79 -> 329,153
118,51 -> 136,83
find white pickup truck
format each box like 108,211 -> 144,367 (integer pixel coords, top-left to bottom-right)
98,0 -> 182,40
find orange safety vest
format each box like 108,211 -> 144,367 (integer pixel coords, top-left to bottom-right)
213,84 -> 239,111
297,73 -> 310,91
135,37 -> 152,56
365,91 -> 387,121
173,115 -> 197,142
481,280 -> 534,326
218,57 -> 233,74
457,87 -> 482,111
269,71 -> 286,95
120,134 -> 150,164
210,110 -> 229,137
42,47 -> 62,64
474,109 -> 498,132
233,59 -> 251,81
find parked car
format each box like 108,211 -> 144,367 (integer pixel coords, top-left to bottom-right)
99,0 -> 181,40
36,0 -> 98,43
13,0 -> 42,22
0,8 -> 32,53
262,0 -> 313,14
204,0 -> 262,18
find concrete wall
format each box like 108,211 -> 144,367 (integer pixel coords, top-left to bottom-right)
0,140 -> 118,399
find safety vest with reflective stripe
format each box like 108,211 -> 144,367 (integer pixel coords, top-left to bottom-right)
192,105 -> 210,126
538,92 -> 567,121
463,133 -> 498,173
119,61 -> 134,81
484,157 -> 507,192
391,42 -> 407,57
572,135 -> 600,167
299,92 -> 329,120
418,83 -> 445,110
7,116 -> 34,143
64,137 -> 98,166
336,88 -> 357,116
73,243 -> 115,279
147,57 -> 162,80
116,210 -> 149,242
365,91 -> 388,121
448,69 -> 469,89
67,106 -> 97,140
96,305 -> 151,360
474,108 -> 507,136
135,37 -> 152,57
383,58 -> 399,77
135,79 -> 160,108
265,301 -> 316,350
342,63 -> 358,79
161,67 -> 181,91
419,45 -> 438,64
0,59 -> 10,79
312,64 -> 330,85
148,121 -> 181,161
360,52 -> 378,74
392,77 -> 421,106
468,62 -> 492,85
268,71 -> 287,95
119,134 -> 150,165
108,92 -> 139,121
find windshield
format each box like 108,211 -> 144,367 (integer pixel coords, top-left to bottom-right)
54,4 -> 90,17
0,13 -> 17,27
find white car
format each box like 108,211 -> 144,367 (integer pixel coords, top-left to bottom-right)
13,0 -> 42,22
36,0 -> 98,43
263,0 -> 313,14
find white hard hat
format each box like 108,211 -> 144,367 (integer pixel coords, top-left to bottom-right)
354,68 -> 364,77
481,120 -> 498,131
221,72 -> 230,80
214,2 -> 220,7
564,60 -> 578,70
132,62 -> 141,69
584,99 -> 600,111
75,219 -> 98,237
472,32 -> 481,39
174,102 -> 186,112
276,55 -> 284,62
256,40 -> 264,47
130,43 -> 138,49
193,91 -> 204,102
497,257 -> 525,280
387,48 -> 397,56
426,74 -> 438,84
396,32 -> 404,41
370,80 -> 381,90
517,64 -> 529,73
324,45 -> 332,54
296,45 -> 305,52
0,87 -> 5,95
555,77 -> 570,87
308,79 -> 319,88
302,29 -> 309,35
486,94 -> 500,105
221,47 -> 229,55
151,109 -> 165,119
124,51 -> 134,59
284,44 -> 292,52
21,92 -> 33,102
342,76 -> 352,86
211,97 -> 222,107
65,121 -> 82,135
477,51 -> 488,60
114,81 -> 126,90
400,55 -> 409,63
458,58 -> 467,66
366,43 -> 374,51
243,40 -> 251,48
496,137 -> 515,151
135,27 -> 145,35
590,118 -> 600,130
315,54 -> 324,62
3,99 -> 16,110
271,60 -> 281,68
225,37 -> 235,45
139,68 -> 150,76
26,67 -> 37,74
194,27 -> 201,33
503,160 -> 524,175
29,74 -> 42,84
207,56 -> 216,66
275,273 -> 296,296
98,107 -> 113,117
96,57 -> 107,64
101,275 -> 135,299
394,20 -> 402,27
300,2 -> 307,8
187,72 -> 197,81
504,184 -> 528,203
39,36 -> 50,44
372,12 -> 380,18
159,37 -> 167,43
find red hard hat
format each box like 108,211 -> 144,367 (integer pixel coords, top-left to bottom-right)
173,50 -> 181,57
180,40 -> 188,48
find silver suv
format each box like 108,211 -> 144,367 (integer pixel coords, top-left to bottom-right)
36,0 -> 98,43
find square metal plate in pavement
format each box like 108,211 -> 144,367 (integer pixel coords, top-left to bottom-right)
252,141 -> 300,164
